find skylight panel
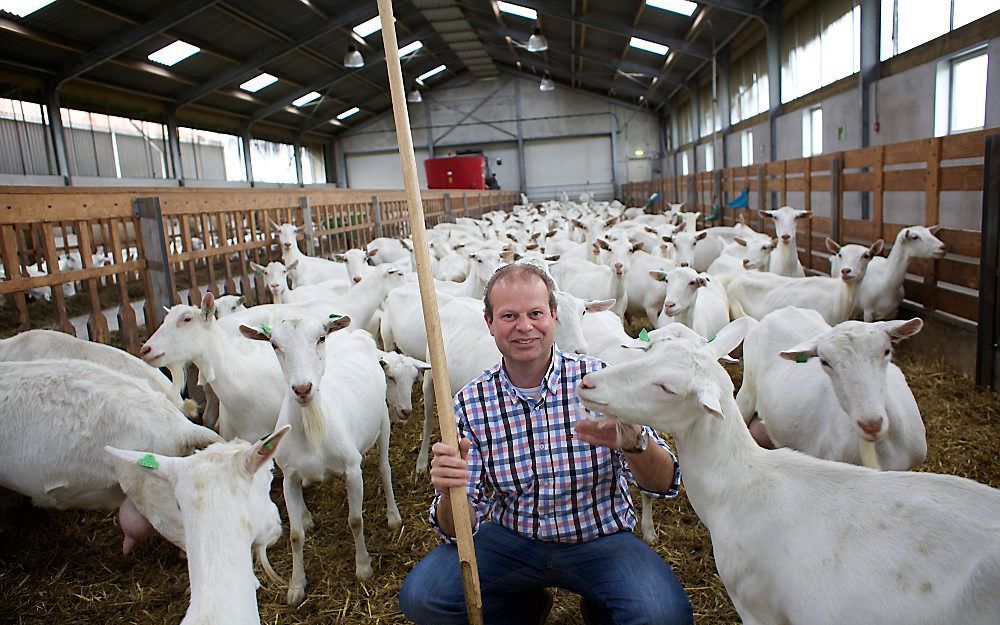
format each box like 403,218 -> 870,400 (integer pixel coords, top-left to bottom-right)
4,0 -> 57,17
336,106 -> 360,120
645,0 -> 698,16
629,36 -> 670,56
353,16 -> 382,37
417,64 -> 447,83
148,41 -> 201,67
496,1 -> 537,20
240,73 -> 278,93
292,91 -> 321,107
398,40 -> 423,57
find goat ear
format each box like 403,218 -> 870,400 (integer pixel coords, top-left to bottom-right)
733,237 -> 747,247
368,247 -> 378,257
795,210 -> 813,220
332,253 -> 346,262
324,315 -> 352,334
881,318 -> 923,342
414,359 -> 432,371
597,238 -> 611,250
631,241 -> 645,253
825,238 -> 841,253
695,231 -> 708,241
758,209 -> 775,219
779,340 -> 818,363
584,299 -> 616,313
545,254 -> 561,262
649,270 -> 668,282
927,224 -> 941,235
499,250 -> 516,264
240,324 -> 271,342
696,386 -> 724,420
295,224 -> 305,234
244,425 -> 290,474
869,239 -> 884,256
236,295 -> 246,307
697,276 -> 709,288
704,316 -> 754,361
250,261 -> 265,275
105,446 -> 175,479
268,219 -> 279,231
200,292 -> 216,319
285,259 -> 299,271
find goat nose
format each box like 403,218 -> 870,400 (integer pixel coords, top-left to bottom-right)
579,378 -> 595,389
293,382 -> 313,397
614,262 -> 623,270
664,301 -> 676,309
399,408 -> 412,420
139,345 -> 151,357
574,349 -> 587,355
680,262 -> 689,268
841,267 -> 852,276
857,419 -> 883,438
781,234 -> 791,241
353,276 -> 362,283
742,258 -> 751,267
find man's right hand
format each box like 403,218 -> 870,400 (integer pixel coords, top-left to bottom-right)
429,437 -> 472,491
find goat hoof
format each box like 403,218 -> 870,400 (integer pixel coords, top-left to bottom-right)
387,513 -> 402,530
287,586 -> 306,607
356,561 -> 373,580
642,530 -> 657,544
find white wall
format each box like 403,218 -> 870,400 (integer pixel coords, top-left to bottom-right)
338,75 -> 661,200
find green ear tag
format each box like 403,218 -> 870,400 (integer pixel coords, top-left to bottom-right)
260,323 -> 271,337
328,313 -> 342,319
707,335 -> 716,343
638,328 -> 650,343
795,353 -> 809,364
213,306 -> 219,320
137,454 -> 159,470
263,441 -> 274,451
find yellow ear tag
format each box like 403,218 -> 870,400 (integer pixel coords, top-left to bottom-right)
137,454 -> 159,470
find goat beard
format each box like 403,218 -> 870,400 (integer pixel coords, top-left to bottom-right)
301,400 -> 326,453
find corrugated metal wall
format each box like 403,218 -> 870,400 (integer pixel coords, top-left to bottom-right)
0,117 -> 54,176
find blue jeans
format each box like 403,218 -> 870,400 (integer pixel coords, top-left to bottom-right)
399,523 -> 693,625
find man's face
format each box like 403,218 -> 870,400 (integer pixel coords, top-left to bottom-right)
485,275 -> 557,370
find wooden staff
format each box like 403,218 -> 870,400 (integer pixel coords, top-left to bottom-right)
375,2 -> 483,623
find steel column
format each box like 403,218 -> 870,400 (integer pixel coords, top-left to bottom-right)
241,128 -> 254,186
514,78 -> 526,195
165,109 -> 184,184
45,89 -> 70,185
766,0 -> 782,208
976,134 -> 1000,388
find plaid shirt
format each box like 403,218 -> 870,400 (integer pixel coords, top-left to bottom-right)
429,348 -> 681,544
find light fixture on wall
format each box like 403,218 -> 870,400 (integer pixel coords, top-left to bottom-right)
539,71 -> 555,91
344,45 -> 364,68
407,86 -> 423,103
527,27 -> 548,52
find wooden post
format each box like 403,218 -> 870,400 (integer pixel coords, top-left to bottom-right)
830,155 -> 843,243
300,196 -> 315,257
376,2 -> 483,623
444,192 -> 453,223
924,138 -> 942,309
976,134 -> 1000,389
756,166 -> 767,231
803,157 -> 813,270
372,195 -> 384,238
133,197 -> 176,330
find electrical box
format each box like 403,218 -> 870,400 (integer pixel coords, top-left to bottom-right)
424,154 -> 486,189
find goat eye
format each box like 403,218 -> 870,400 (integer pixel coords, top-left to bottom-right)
820,359 -> 830,367
656,383 -> 676,395
182,316 -> 192,323
884,348 -> 891,356
317,336 -> 326,344
386,374 -> 395,381
689,280 -> 696,286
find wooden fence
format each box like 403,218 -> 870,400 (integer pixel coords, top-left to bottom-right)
0,187 -> 518,353
622,130 -> 994,326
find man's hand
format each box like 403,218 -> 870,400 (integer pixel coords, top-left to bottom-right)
430,437 -> 472,491
574,418 -> 642,450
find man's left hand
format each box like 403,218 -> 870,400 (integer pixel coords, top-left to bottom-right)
574,418 -> 642,450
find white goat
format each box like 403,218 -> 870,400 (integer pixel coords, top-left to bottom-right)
665,229 -> 725,272
738,307 -> 926,470
378,349 -> 430,423
550,257 -> 628,318
367,237 -> 412,265
0,359 -> 220,553
760,206 -> 812,276
725,239 -> 883,325
141,293 -> 285,443
651,267 -> 730,338
272,221 -> 349,287
240,317 -> 401,605
417,293 -> 614,473
106,427 -> 288,625
214,294 -> 247,317
856,225 -> 946,322
0,329 -> 197,419
577,317 -> 1000,625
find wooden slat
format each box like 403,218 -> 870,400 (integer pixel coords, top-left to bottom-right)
883,138 -> 933,165
108,217 -> 140,354
842,172 -> 876,191
842,220 -> 879,240
883,169 -> 926,191
940,165 -> 984,191
924,138 -> 943,309
39,222 -> 75,336
936,228 -> 980,257
941,129 -> 988,160
935,257 -> 980,289
904,281 -> 979,321
843,146 -> 879,169
75,220 -> 110,344
0,225 -> 30,331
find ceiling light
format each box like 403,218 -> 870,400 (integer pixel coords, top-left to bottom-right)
634,149 -> 645,156
4,0 -> 56,17
497,1 -> 537,20
344,45 -> 364,68
539,72 -> 555,92
353,16 -> 382,37
336,106 -> 360,120
629,36 -> 670,56
148,40 -> 200,66
645,0 -> 698,16
527,28 -> 548,52
398,40 -> 423,57
417,64 -> 447,83
240,73 -> 278,92
407,88 -> 422,103
292,91 -> 321,107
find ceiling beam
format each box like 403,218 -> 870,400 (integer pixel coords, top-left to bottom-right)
494,65 -> 654,114
503,0 -> 711,60
466,16 -> 684,88
175,1 -> 375,107
53,0 -> 221,88
694,0 -> 765,20
248,28 -> 435,124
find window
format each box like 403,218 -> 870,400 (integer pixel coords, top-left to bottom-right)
935,48 -> 988,136
730,42 -> 770,125
741,131 -> 754,166
681,152 -> 690,176
705,145 -> 715,171
782,0 -> 861,103
803,107 -> 823,157
882,0 -> 1000,61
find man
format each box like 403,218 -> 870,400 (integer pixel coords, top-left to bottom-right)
399,263 -> 692,625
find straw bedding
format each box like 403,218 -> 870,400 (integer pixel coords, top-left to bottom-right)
1,345 -> 997,625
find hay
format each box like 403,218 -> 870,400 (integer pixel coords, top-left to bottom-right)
1,339 -> 998,624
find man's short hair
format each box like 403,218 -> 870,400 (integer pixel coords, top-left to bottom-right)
483,262 -> 558,320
